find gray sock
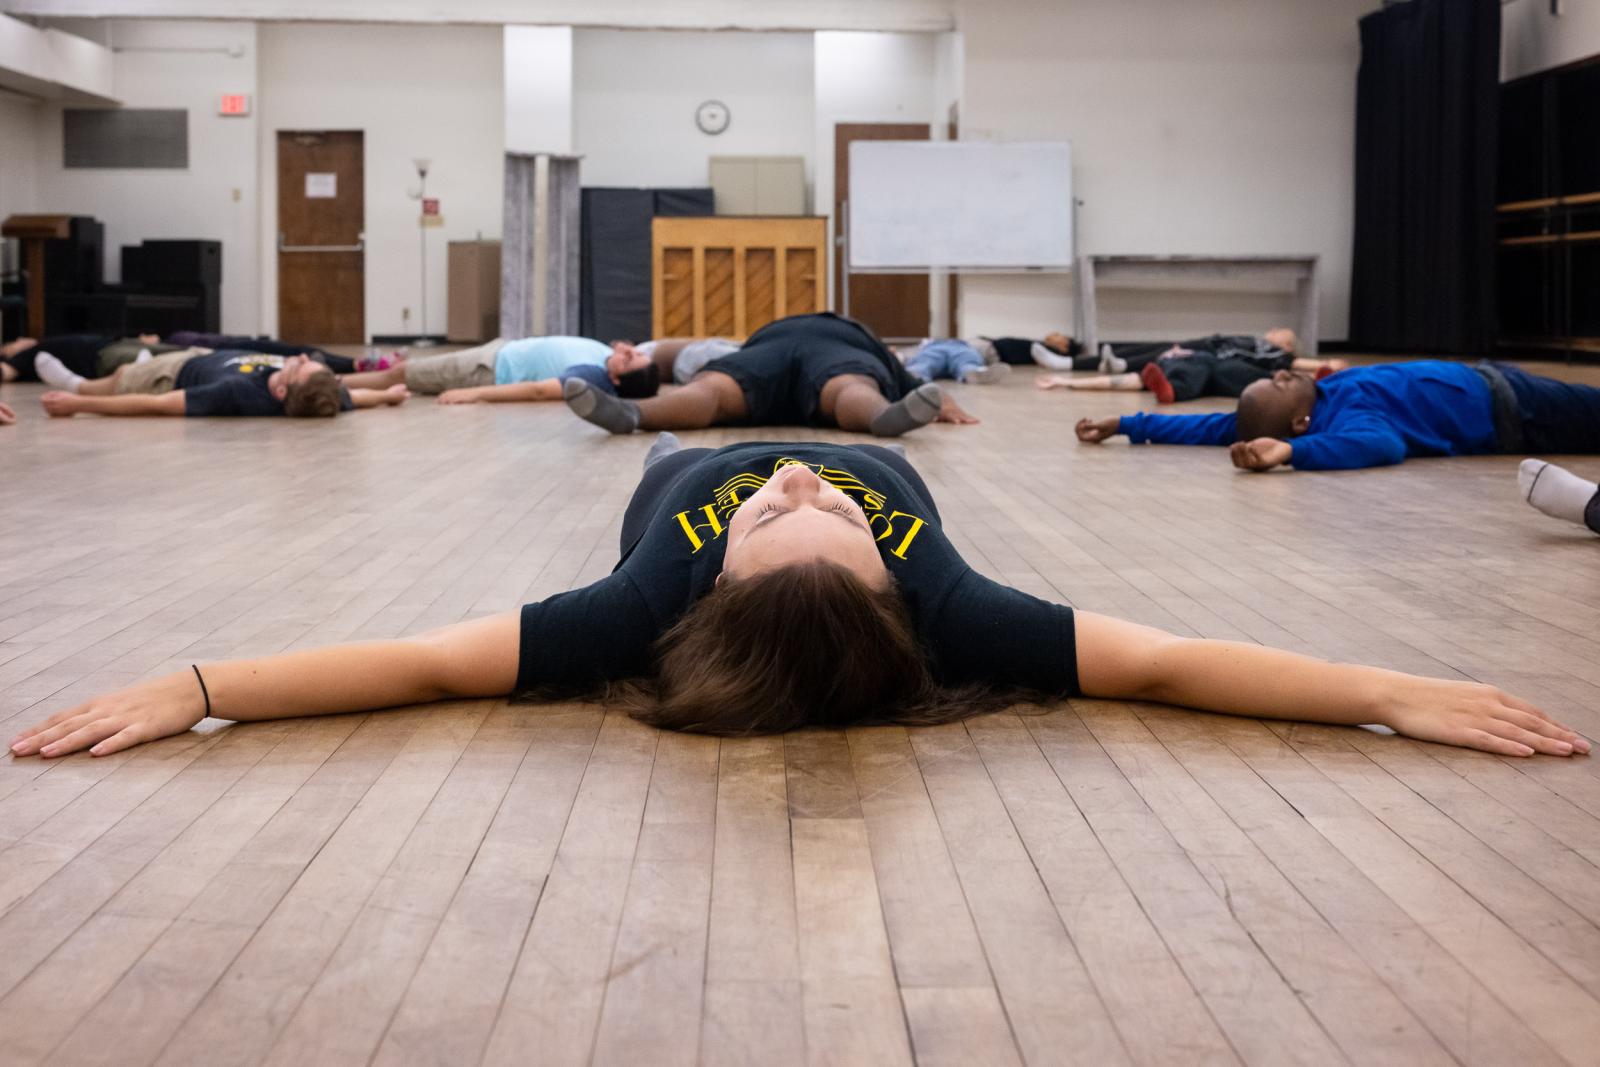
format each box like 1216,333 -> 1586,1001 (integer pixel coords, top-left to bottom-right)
564,377 -> 639,434
960,362 -> 1011,385
870,383 -> 943,437
643,431 -> 682,470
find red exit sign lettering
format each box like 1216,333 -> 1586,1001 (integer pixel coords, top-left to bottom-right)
218,94 -> 251,117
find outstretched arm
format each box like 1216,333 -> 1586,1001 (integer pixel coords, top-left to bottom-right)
348,384 -> 411,409
9,612 -> 520,758
42,391 -> 186,417
1074,612 -> 1589,757
438,379 -> 563,404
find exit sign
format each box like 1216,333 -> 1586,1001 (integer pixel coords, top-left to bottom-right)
218,94 -> 251,117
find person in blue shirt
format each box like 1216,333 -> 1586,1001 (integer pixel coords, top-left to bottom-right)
338,335 -> 660,404
1075,360 -> 1600,472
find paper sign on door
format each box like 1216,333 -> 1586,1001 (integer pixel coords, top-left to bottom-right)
305,173 -> 337,198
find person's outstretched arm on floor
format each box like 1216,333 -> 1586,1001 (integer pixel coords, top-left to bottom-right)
437,379 -> 564,404
10,613 -> 521,758
1075,612 -> 1588,757
40,391 -> 186,417
347,384 -> 411,409
1076,411 -> 1238,446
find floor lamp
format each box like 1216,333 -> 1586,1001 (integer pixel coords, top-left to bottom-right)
409,157 -> 435,346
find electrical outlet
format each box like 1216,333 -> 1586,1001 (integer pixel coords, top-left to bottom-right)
402,307 -> 411,324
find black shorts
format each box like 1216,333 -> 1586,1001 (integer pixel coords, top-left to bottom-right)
701,314 -> 904,425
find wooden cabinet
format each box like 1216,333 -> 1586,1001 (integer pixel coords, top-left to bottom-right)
651,216 -> 826,339
447,239 -> 501,342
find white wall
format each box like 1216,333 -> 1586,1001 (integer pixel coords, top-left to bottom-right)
258,22 -> 503,339
28,19 -> 260,332
0,92 -> 39,220
813,31 -> 938,226
505,25 -> 572,155
956,0 -> 1369,344
573,29 -> 814,190
1503,0 -> 1600,80
814,31 -> 939,313
0,14 -> 116,101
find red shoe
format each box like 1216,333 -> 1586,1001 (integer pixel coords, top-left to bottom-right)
1141,361 -> 1176,404
1315,364 -> 1336,380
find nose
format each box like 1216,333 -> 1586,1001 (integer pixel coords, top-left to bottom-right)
775,464 -> 824,500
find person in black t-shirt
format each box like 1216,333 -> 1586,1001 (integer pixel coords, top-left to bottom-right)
38,350 -> 407,418
1,333 -> 188,384
563,313 -> 978,438
10,439 -> 1588,762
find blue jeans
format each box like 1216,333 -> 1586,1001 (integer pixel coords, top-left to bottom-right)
906,340 -> 984,383
1497,364 -> 1600,454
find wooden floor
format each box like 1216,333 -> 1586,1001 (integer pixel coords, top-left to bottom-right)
2,355 -> 1599,1067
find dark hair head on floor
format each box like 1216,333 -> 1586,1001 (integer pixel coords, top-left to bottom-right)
632,560 -> 1016,735
284,367 -> 343,418
1236,371 -> 1316,442
614,363 -> 661,399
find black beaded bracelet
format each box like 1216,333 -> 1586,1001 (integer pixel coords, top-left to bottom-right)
191,664 -> 213,719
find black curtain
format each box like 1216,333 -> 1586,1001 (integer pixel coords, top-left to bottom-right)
580,187 -> 714,342
1349,0 -> 1499,353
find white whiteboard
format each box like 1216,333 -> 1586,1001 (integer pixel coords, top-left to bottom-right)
847,141 -> 1073,271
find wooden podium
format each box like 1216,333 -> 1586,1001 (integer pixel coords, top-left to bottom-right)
2,214 -> 74,337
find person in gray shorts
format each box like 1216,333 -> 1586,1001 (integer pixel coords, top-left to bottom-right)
339,336 -> 661,404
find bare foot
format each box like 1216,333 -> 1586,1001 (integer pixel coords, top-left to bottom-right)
1035,374 -> 1072,391
0,401 -> 15,425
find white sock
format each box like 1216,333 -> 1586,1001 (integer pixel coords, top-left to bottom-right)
1098,344 -> 1127,374
135,348 -> 153,363
34,352 -> 85,393
1519,459 -> 1596,526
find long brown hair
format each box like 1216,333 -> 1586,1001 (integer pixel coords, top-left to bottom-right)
629,560 -> 1020,735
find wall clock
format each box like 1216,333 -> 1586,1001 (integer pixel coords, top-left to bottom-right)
696,99 -> 731,135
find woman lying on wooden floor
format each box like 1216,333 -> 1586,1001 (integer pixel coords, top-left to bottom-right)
10,437 -> 1589,761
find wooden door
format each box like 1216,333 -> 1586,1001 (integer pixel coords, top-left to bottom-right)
277,130 -> 364,342
835,122 -> 930,341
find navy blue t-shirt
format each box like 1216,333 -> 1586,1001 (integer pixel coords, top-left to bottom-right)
176,351 -> 353,417
515,442 -> 1080,697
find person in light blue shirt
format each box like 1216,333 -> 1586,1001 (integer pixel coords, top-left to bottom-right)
339,336 -> 661,404
1074,360 -> 1600,472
